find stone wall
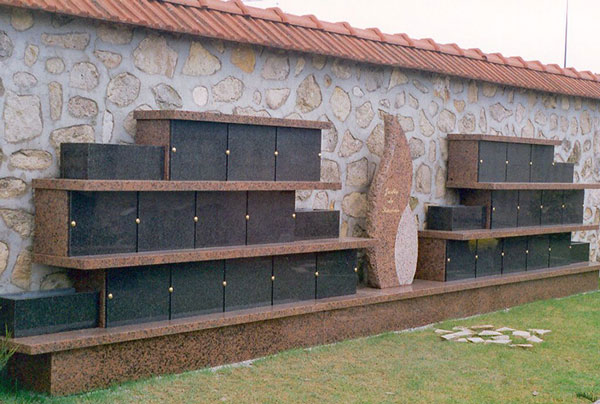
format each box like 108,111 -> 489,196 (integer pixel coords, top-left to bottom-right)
0,6 -> 599,292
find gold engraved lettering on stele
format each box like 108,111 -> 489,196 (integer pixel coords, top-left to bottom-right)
383,187 -> 400,213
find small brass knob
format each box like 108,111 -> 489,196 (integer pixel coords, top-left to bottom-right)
505,160 -> 509,164
354,267 -> 358,273
222,280 -> 227,287
108,293 -> 113,300
447,258 -> 451,262
271,275 -> 275,281
171,147 -> 177,153
517,206 -> 520,210
475,255 -> 478,260
315,271 -> 319,277
529,161 -> 533,166
569,245 -> 572,249
492,207 -> 496,212
168,287 -> 174,293
135,218 -> 141,224
70,220 -> 76,227
526,250 -> 529,254
274,150 -> 279,156
292,213 -> 296,219
225,149 -> 230,155
501,252 -> 505,257
552,162 -> 556,166
479,159 -> 483,164
549,247 -> 552,252
318,152 -> 322,157
245,214 -> 250,220
562,204 -> 565,208
194,216 -> 199,223
540,205 -> 544,209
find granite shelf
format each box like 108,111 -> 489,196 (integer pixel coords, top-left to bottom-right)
6,262 -> 598,356
134,110 -> 332,130
32,179 -> 341,192
447,134 -> 562,145
419,223 -> 598,240
33,237 -> 376,270
446,182 -> 600,190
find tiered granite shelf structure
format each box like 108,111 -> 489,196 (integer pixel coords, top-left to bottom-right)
416,134 -> 600,282
4,117 -> 600,396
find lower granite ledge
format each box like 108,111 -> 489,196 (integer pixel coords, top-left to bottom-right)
6,262 -> 599,356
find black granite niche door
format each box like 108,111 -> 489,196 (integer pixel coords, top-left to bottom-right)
445,240 -> 476,281
105,266 -> 170,327
247,191 -> 295,244
170,121 -> 228,181
227,124 -> 276,181
224,257 -> 272,311
490,191 -> 518,229
517,190 -> 542,227
541,190 -> 563,226
294,210 -> 340,240
562,190 -> 584,224
506,143 -> 531,182
69,191 -> 137,256
138,192 -> 195,252
195,192 -> 247,248
475,238 -> 502,277
569,242 -> 589,264
526,235 -> 549,270
273,253 -> 316,304
275,127 -> 321,181
170,261 -> 224,318
501,237 -> 528,274
549,233 -> 571,267
478,141 -> 507,182
316,249 -> 357,299
530,145 -> 554,182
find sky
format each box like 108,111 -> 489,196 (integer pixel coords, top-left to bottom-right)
244,0 -> 600,74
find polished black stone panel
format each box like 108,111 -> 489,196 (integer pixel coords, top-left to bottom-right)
273,253 -> 316,304
475,238 -> 502,277
171,261 -> 224,318
61,143 -> 164,180
478,141 -> 507,182
316,249 -> 357,299
227,124 -> 276,181
502,237 -> 528,274
69,191 -> 137,256
562,190 -> 584,224
294,210 -> 340,240
445,240 -> 477,281
138,192 -> 195,252
170,121 -> 227,181
426,205 -> 486,231
224,257 -> 272,312
106,266 -> 170,327
506,143 -> 531,182
275,127 -> 321,181
0,289 -> 98,338
530,145 -> 554,182
569,242 -> 589,264
195,192 -> 247,248
247,191 -> 295,244
490,191 -> 518,229
541,190 -> 563,226
550,162 -> 574,183
526,235 -> 549,270
517,190 -> 541,227
549,233 -> 572,267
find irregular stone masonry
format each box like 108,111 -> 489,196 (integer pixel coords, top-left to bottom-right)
0,6 -> 598,292
436,326 -> 551,347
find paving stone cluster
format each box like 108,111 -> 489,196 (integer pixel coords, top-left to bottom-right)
436,325 -> 551,348
0,6 -> 599,292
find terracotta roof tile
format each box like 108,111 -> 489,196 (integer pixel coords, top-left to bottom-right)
4,0 -> 600,99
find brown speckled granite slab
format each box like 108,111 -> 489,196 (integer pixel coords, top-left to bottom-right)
33,237 -> 376,270
134,110 -> 332,130
419,224 -> 597,240
135,119 -> 170,179
33,189 -> 68,256
32,179 -> 341,191
447,139 -> 479,186
6,265 -> 597,395
448,134 -> 561,145
416,238 -> 447,281
365,113 -> 413,288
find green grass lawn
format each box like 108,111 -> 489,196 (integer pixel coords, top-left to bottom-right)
2,287 -> 600,404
